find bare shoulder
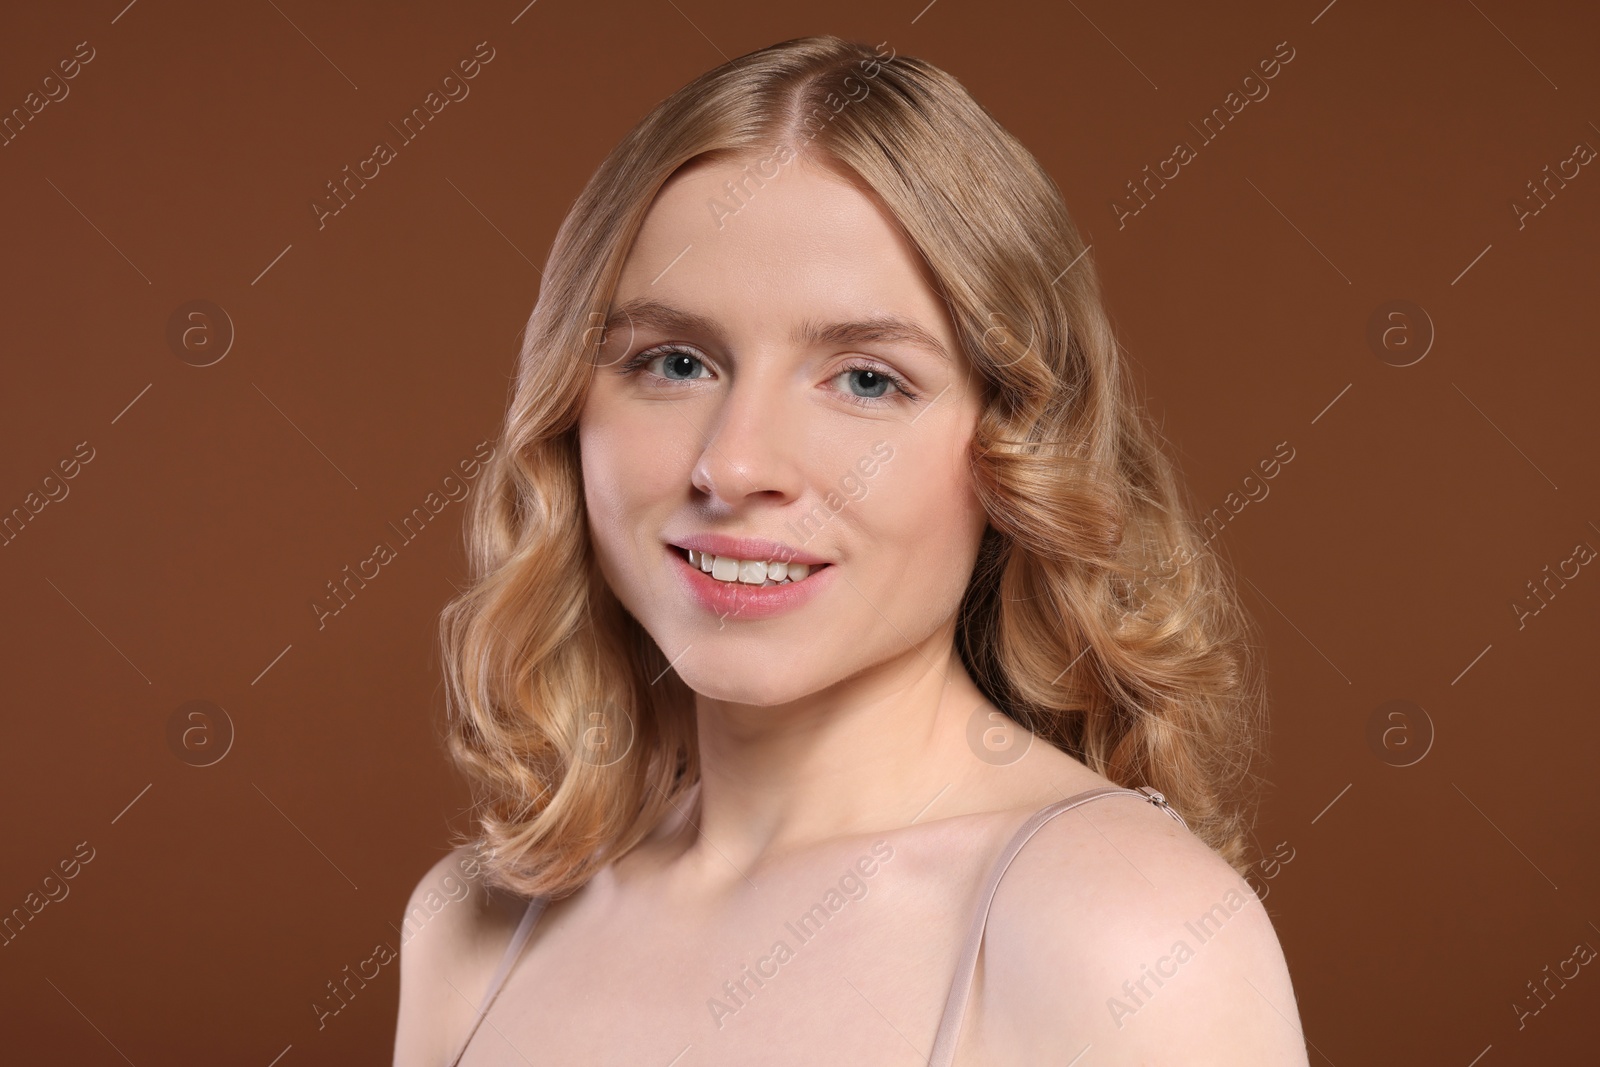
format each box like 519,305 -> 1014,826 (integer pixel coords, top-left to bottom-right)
393,843 -> 531,1067
974,794 -> 1309,1065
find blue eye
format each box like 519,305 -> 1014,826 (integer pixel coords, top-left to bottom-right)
841,366 -> 894,400
830,362 -> 919,406
623,346 -> 709,381
652,348 -> 710,377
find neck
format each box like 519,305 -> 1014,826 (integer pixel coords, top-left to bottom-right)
673,634 -> 995,882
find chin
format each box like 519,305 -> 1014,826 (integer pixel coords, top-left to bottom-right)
676,663 -> 809,708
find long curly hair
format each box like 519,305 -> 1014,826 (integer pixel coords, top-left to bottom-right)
438,34 -> 1269,897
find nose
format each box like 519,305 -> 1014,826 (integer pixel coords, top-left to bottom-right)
689,374 -> 806,506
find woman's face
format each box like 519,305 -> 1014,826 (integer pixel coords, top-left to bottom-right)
578,152 -> 989,706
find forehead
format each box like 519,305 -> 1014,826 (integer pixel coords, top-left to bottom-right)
611,153 -> 953,346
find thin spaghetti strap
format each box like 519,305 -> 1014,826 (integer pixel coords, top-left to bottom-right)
447,894 -> 549,1067
925,786 -> 1188,1067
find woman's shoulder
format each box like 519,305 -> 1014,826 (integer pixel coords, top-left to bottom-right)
392,843 -> 534,1067
971,778 -> 1309,1064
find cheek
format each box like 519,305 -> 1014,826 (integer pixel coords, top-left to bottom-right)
577,401 -> 692,544
858,447 -> 984,568
577,408 -> 636,562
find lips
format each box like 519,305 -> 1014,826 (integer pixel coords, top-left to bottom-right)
666,543 -> 835,621
666,533 -> 831,568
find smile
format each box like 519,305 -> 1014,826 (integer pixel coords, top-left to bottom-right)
680,547 -> 822,587
666,545 -> 835,621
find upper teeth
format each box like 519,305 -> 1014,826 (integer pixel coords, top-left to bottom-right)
686,548 -> 814,585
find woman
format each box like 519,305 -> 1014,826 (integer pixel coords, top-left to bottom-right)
395,35 -> 1308,1066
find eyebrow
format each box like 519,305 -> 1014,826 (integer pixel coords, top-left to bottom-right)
602,297 -> 952,365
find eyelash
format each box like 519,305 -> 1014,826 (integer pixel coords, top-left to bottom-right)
618,344 -> 921,407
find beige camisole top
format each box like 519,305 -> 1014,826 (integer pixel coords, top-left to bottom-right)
447,785 -> 1189,1065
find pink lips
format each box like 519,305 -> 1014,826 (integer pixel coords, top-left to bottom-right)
667,532 -> 830,568
666,544 -> 835,621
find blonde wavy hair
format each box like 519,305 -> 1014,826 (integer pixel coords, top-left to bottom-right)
439,34 -> 1269,897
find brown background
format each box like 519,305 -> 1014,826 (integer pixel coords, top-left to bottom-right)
2,0 -> 1596,1063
